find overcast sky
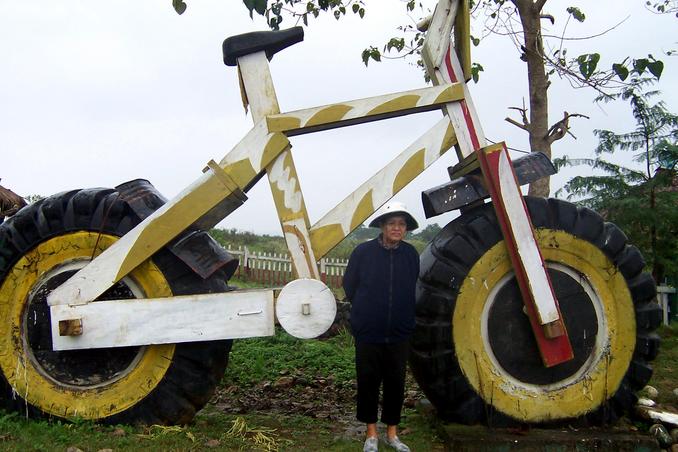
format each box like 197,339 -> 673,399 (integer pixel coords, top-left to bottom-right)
2,1 -> 676,236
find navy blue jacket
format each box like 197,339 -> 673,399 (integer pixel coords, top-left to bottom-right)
343,237 -> 420,344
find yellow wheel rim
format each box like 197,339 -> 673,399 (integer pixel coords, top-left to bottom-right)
0,232 -> 176,420
453,229 -> 636,422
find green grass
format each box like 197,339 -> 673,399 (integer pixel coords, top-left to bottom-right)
0,410 -> 273,451
0,408 -> 443,451
648,323 -> 677,406
223,328 -> 356,388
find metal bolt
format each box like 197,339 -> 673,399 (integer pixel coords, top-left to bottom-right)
301,303 -> 311,315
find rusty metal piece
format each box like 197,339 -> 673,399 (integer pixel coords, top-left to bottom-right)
543,319 -> 565,339
59,318 -> 83,336
0,182 -> 27,218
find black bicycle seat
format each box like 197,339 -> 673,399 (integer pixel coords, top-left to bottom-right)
223,26 -> 304,66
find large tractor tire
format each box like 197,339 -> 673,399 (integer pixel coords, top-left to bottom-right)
411,197 -> 661,425
0,188 -> 233,424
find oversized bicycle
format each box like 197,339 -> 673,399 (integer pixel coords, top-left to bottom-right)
0,0 -> 660,425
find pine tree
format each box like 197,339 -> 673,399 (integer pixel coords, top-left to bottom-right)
555,78 -> 678,283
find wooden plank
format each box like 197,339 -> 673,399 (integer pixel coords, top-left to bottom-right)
421,1 -> 484,159
421,0 -> 458,70
50,289 -> 275,350
423,45 -> 486,159
477,142 -> 573,367
266,84 -> 464,136
309,117 -> 456,259
238,52 -> 321,280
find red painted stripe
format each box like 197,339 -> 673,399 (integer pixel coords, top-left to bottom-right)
444,50 -> 480,151
445,50 -> 458,83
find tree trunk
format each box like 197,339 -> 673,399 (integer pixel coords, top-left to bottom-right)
513,0 -> 552,197
649,187 -> 664,282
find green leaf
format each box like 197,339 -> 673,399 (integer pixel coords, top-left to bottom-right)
352,3 -> 360,13
243,0 -> 267,17
361,47 -> 381,67
633,58 -> 648,75
359,7 -> 364,18
471,63 -> 484,83
269,16 -> 280,29
172,0 -> 187,15
647,60 -> 664,79
361,49 -> 370,66
577,53 -> 600,80
254,0 -> 267,15
612,63 -> 629,81
566,6 -> 585,22
386,37 -> 405,52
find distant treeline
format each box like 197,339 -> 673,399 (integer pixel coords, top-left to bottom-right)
209,223 -> 442,260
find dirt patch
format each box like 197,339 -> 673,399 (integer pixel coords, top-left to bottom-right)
211,370 -> 425,440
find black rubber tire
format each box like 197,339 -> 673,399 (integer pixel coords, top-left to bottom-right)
411,197 -> 660,425
0,188 -> 232,424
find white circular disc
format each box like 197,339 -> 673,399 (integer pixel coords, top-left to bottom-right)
276,278 -> 337,339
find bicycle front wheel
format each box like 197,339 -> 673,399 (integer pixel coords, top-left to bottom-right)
411,197 -> 661,425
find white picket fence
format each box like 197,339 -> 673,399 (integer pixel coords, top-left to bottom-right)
226,246 -> 348,288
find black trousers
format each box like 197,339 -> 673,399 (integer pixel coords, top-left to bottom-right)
355,341 -> 409,425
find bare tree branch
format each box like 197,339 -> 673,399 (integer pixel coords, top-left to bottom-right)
505,101 -> 530,131
546,111 -> 590,145
506,116 -> 529,131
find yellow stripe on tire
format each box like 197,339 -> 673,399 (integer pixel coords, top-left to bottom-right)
0,232 -> 175,420
453,229 -> 636,423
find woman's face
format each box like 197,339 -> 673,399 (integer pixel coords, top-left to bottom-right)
381,215 -> 407,245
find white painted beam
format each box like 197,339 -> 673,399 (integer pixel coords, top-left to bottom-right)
266,84 -> 463,136
50,289 -> 275,350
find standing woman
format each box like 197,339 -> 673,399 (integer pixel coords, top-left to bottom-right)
343,201 -> 420,452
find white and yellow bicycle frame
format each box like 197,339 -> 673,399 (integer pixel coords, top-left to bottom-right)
47,0 -> 573,367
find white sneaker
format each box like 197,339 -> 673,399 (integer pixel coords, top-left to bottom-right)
363,436 -> 379,452
384,435 -> 411,452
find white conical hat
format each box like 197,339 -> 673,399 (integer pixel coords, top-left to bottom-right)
368,201 -> 419,231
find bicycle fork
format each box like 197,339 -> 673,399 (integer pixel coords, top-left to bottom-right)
423,0 -> 573,367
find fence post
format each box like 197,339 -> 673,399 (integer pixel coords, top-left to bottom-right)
243,246 -> 250,279
319,258 -> 327,284
657,285 -> 676,326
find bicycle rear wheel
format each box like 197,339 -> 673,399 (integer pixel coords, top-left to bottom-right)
0,188 -> 232,424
